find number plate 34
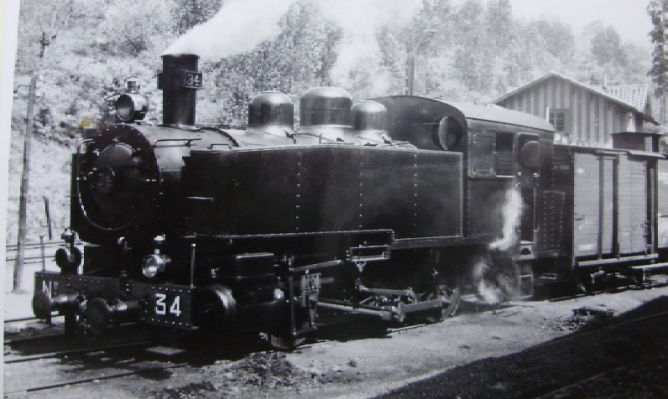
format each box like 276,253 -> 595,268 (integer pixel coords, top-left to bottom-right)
145,285 -> 194,330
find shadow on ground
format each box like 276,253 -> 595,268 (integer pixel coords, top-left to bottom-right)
376,295 -> 668,399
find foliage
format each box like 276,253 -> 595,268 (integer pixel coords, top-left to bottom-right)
100,0 -> 178,56
206,0 -> 343,127
173,0 -> 223,34
648,0 -> 668,123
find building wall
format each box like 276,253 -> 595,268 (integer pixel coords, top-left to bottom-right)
497,76 -> 640,147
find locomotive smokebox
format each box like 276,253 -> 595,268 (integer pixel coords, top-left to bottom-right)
300,87 -> 353,141
158,54 -> 202,126
247,91 -> 295,136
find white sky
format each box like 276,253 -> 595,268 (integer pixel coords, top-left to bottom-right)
509,0 -> 653,47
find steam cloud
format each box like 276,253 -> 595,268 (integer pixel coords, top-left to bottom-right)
474,187 -> 524,305
163,0 -> 296,61
164,0 -> 422,87
472,257 -> 502,305
489,187 -> 523,252
320,0 -> 420,92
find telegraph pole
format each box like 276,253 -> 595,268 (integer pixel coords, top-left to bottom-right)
13,33 -> 49,292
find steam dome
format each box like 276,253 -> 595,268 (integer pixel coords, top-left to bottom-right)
299,87 -> 353,142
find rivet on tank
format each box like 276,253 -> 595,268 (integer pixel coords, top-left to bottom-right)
352,100 -> 388,146
299,87 -> 353,142
247,91 -> 295,138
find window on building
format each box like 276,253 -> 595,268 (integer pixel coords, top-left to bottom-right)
549,109 -> 568,132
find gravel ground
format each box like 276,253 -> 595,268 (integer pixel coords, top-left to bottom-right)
8,280 -> 668,399
378,296 -> 668,399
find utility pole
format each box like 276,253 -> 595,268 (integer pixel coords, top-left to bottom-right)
405,29 -> 435,97
13,74 -> 38,292
406,51 -> 415,96
13,33 -> 50,292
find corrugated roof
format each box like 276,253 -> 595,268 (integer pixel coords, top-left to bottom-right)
493,72 -> 658,125
605,85 -> 648,112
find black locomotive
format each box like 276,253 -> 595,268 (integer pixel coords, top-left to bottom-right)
32,54 -> 668,348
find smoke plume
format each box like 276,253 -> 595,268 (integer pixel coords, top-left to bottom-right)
164,0 -> 422,87
163,0 -> 296,61
320,0 -> 419,87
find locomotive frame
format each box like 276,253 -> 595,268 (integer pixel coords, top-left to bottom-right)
32,54 -> 668,349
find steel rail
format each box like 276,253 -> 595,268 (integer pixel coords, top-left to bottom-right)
520,310 -> 668,398
3,363 -> 188,396
532,365 -> 630,399
4,316 -> 41,323
4,340 -> 152,364
4,333 -> 66,345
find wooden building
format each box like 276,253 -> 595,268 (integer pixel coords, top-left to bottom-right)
493,72 -> 658,147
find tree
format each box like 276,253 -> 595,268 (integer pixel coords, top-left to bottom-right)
203,0 -> 343,127
452,0 -> 492,94
13,0 -> 76,291
486,0 -> 513,51
173,0 -> 223,34
648,0 -> 668,123
591,25 -> 627,67
530,17 -> 574,63
100,0 -> 177,56
15,0 -> 76,73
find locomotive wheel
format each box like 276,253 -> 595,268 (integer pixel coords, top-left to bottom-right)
575,272 -> 595,295
575,268 -> 603,295
420,277 -> 462,323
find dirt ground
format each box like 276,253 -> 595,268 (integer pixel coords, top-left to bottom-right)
12,277 -> 668,399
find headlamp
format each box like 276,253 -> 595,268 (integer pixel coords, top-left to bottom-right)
115,93 -> 148,123
141,254 -> 170,278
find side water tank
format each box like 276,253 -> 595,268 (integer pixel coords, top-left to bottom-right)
352,100 -> 388,145
299,87 -> 352,142
247,91 -> 295,137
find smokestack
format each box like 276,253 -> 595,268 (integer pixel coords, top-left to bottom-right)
158,54 -> 202,126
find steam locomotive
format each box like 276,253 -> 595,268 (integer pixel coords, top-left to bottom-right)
32,54 -> 668,348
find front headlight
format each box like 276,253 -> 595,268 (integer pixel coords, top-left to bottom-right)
142,254 -> 170,278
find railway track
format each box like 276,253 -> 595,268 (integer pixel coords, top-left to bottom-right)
4,360 -> 188,396
520,309 -> 668,399
4,341 -> 153,364
5,280 -> 667,398
3,324 -> 178,396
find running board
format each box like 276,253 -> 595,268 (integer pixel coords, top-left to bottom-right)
631,262 -> 668,271
578,254 -> 658,268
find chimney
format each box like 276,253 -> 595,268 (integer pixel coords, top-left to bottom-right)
158,54 -> 202,126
